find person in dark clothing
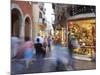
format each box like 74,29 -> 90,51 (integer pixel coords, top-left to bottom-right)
68,39 -> 73,56
47,36 -> 52,52
68,35 -> 75,70
34,38 -> 46,58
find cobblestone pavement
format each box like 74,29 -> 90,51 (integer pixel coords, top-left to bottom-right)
74,59 -> 96,70
11,45 -> 96,75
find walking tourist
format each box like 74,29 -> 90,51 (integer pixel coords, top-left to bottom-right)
43,36 -> 48,54
34,38 -> 46,58
47,36 -> 52,51
23,37 -> 33,69
11,36 -> 20,58
68,35 -> 80,70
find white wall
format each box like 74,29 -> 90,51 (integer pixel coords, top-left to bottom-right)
32,3 -> 40,36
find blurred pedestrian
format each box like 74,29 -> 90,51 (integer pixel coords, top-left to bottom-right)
92,47 -> 96,62
47,36 -> 52,51
43,36 -> 47,54
45,39 -> 69,71
15,40 -> 24,59
23,37 -> 33,69
34,33 -> 43,44
34,38 -> 45,58
68,35 -> 76,70
11,36 -> 20,58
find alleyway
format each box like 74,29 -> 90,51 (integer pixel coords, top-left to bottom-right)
11,45 -> 96,75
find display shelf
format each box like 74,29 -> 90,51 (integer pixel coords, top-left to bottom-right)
68,19 -> 96,57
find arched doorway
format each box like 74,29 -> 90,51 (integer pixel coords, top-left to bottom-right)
11,8 -> 22,37
24,17 -> 31,40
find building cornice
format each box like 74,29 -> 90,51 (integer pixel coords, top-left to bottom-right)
67,13 -> 96,20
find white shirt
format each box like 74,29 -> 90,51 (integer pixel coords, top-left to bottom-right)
11,36 -> 20,57
34,36 -> 43,44
11,37 -> 19,48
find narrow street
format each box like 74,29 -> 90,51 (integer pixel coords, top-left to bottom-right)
11,1 -> 96,75
11,45 -> 96,75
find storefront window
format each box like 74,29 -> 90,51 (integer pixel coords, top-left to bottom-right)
68,19 -> 96,57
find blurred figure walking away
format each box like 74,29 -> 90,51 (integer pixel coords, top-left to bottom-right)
68,35 -> 80,70
34,38 -> 46,58
24,37 -> 33,68
34,33 -> 43,44
22,37 -> 33,69
47,36 -> 52,52
68,35 -> 75,70
43,36 -> 48,54
11,36 -> 20,58
34,33 -> 45,58
42,39 -> 70,72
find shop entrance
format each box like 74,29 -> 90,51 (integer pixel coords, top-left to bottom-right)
11,8 -> 22,37
67,19 -> 96,57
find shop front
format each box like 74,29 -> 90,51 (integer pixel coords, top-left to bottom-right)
39,24 -> 47,38
54,28 -> 67,46
67,18 -> 96,58
54,30 -> 62,43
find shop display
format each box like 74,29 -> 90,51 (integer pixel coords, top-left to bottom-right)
68,19 -> 96,57
54,30 -> 66,46
54,30 -> 62,44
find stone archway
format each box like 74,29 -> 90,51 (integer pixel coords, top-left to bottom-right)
24,17 -> 31,39
11,7 -> 23,57
11,3 -> 24,40
11,8 -> 22,37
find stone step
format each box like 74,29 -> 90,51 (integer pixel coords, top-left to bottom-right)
73,55 -> 92,61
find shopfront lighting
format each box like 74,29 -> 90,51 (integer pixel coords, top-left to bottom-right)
69,21 -> 73,25
71,32 -> 74,35
82,43 -> 85,46
79,39 -> 82,42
